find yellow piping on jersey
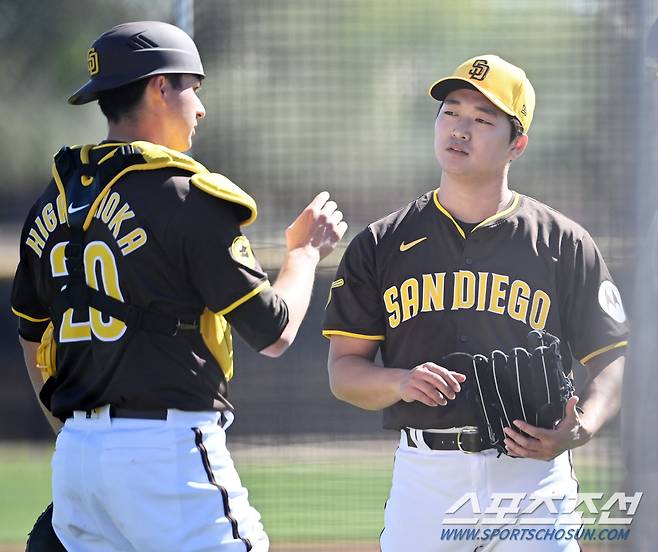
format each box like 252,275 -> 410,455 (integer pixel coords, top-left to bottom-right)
11,307 -> 51,323
322,329 -> 385,341
432,189 -> 521,237
217,281 -> 271,317
580,340 -> 628,365
473,192 -> 520,231
79,144 -> 93,165
433,190 -> 466,239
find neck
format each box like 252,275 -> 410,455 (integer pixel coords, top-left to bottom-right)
437,169 -> 513,223
106,112 -> 164,146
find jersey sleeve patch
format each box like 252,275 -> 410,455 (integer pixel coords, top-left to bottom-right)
229,236 -> 257,270
325,278 -> 345,307
598,280 -> 626,323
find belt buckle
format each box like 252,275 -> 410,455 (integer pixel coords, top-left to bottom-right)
457,426 -> 478,454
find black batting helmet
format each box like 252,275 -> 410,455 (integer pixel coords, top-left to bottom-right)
68,21 -> 205,105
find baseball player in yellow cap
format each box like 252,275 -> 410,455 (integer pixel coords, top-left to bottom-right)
324,55 -> 627,551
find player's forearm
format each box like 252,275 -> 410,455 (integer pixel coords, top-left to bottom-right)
329,355 -> 406,410
265,247 -> 319,354
19,337 -> 63,434
578,355 -> 625,438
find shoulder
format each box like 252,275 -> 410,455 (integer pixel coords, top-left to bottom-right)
342,191 -> 434,266
19,179 -> 60,236
517,194 -> 591,243
367,190 -> 435,245
121,169 -> 251,226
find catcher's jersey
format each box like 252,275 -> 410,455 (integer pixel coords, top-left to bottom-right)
12,145 -> 270,417
323,189 -> 629,430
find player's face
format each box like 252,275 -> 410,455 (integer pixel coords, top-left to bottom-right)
434,88 -> 524,179
161,74 -> 206,152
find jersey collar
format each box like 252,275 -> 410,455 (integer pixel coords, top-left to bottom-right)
432,189 -> 521,239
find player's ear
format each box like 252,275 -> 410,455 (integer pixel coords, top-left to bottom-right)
144,75 -> 169,104
509,134 -> 528,162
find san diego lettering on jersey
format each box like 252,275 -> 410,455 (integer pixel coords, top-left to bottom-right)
25,190 -> 147,258
383,270 -> 550,330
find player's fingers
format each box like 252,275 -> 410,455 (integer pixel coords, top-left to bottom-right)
415,380 -> 447,406
441,370 -> 464,392
320,200 -> 338,216
503,438 -> 527,458
329,210 -> 343,224
449,371 -> 467,383
316,201 -> 338,226
323,216 -> 346,244
307,191 -> 331,212
414,369 -> 456,400
406,378 -> 447,406
335,220 -> 348,239
405,383 -> 444,407
422,363 -> 462,394
512,420 -> 549,439
563,396 -> 580,421
503,427 -> 540,451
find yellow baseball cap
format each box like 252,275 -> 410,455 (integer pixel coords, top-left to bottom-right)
429,55 -> 535,133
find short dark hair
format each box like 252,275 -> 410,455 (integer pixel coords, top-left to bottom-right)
508,116 -> 524,143
98,74 -> 186,123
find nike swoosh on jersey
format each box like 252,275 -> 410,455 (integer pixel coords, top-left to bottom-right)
68,203 -> 90,214
399,237 -> 428,252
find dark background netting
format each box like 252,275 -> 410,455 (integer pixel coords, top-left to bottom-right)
1,0 -> 657,549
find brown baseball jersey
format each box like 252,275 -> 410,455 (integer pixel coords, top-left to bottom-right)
323,190 -> 629,430
12,143 -> 287,419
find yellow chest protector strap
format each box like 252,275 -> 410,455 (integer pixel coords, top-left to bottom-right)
40,141 -> 256,383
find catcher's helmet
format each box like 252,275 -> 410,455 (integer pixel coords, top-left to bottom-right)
68,21 -> 205,105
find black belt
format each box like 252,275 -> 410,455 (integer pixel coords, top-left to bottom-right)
70,407 -> 228,423
69,407 -> 169,420
109,407 -> 168,420
403,427 -> 491,453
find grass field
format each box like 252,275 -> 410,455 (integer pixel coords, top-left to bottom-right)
0,436 -> 626,550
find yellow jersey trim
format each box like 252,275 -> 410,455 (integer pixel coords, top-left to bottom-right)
433,189 -> 466,239
432,189 -> 521,237
52,163 -> 69,224
322,330 -> 385,341
580,340 -> 628,365
216,281 -> 271,317
11,307 -> 50,323
473,192 -> 520,231
79,144 -> 93,165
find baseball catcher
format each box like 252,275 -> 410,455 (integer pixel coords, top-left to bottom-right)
13,20 -> 346,552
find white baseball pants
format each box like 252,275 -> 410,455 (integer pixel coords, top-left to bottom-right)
380,430 -> 581,551
51,406 -> 268,552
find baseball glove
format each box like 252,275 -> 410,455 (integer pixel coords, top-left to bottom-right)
25,502 -> 67,552
444,330 -> 575,456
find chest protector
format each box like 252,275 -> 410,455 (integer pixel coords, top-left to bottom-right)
37,141 -> 257,384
